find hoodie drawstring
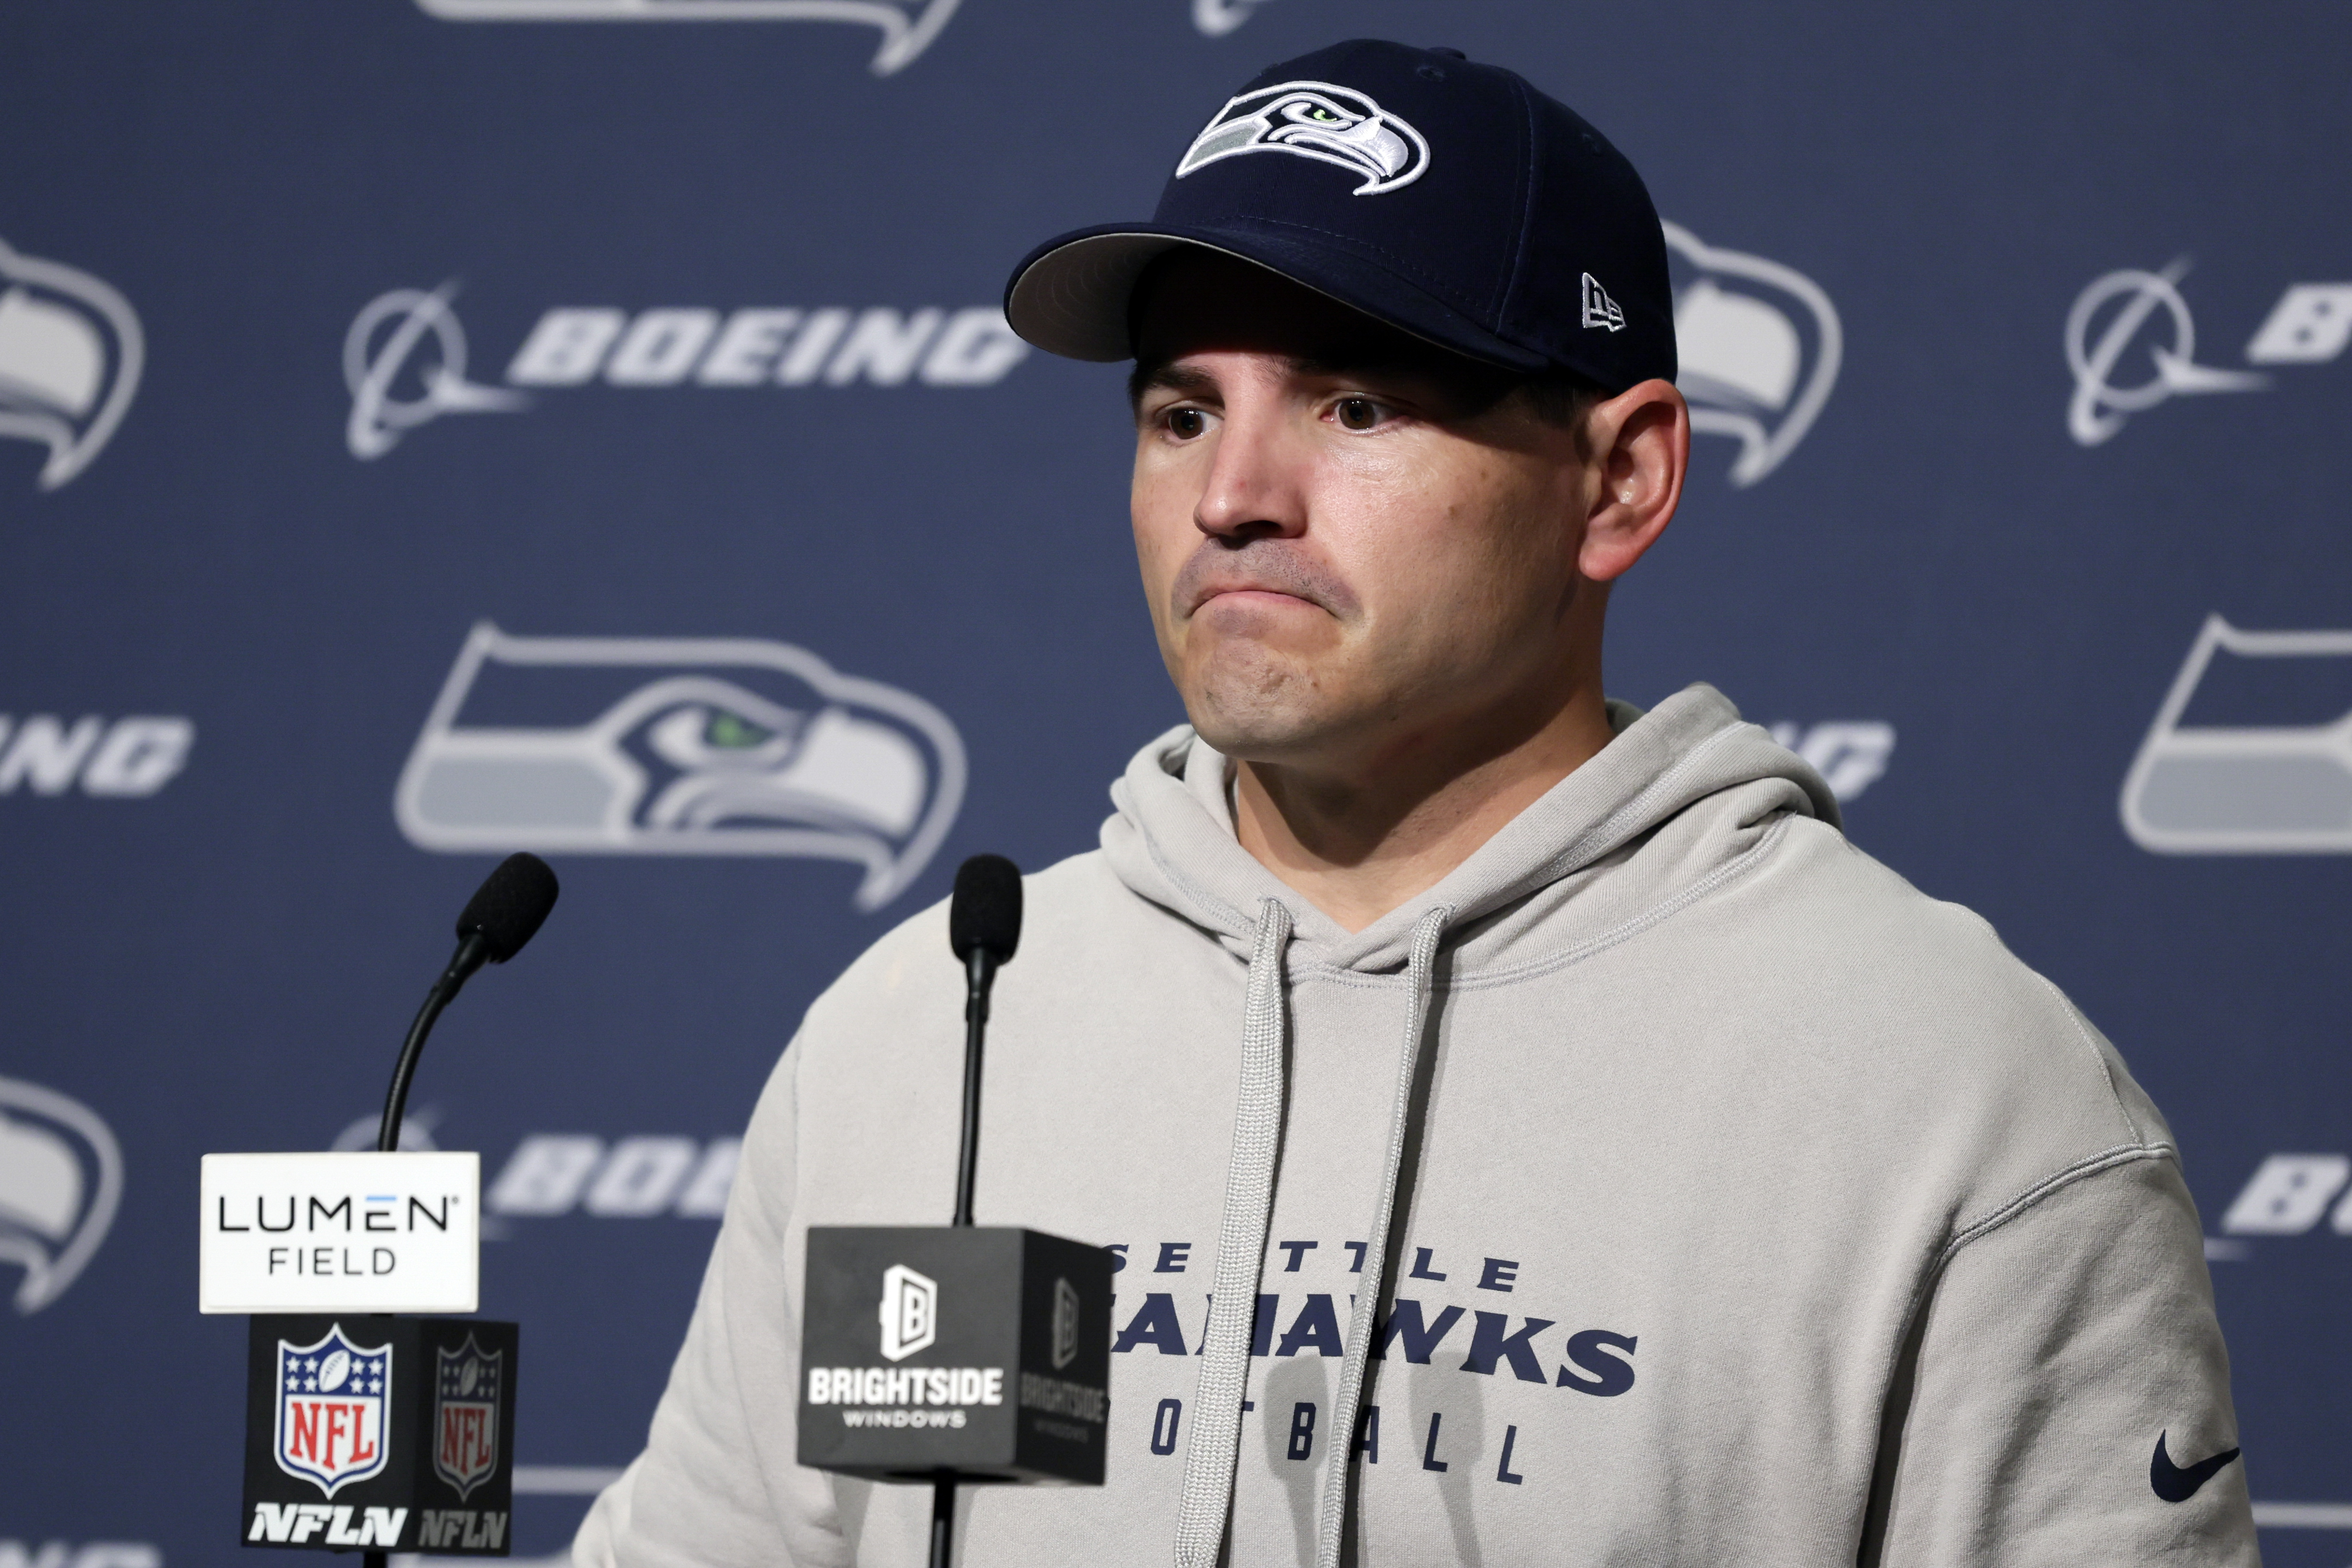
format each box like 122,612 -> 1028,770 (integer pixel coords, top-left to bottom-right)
1175,898 -> 1294,1568
1315,905 -> 1451,1568
1172,898 -> 1455,1568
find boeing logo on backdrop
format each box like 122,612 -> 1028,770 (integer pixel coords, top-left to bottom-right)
0,1077 -> 124,1315
327,1121 -> 739,1223
2217,1154 -> 2352,1243
1662,223 -> 1842,487
2066,263 -> 2266,444
2065,261 -> 2352,444
2121,616 -> 2352,855
0,237 -> 144,491
344,285 -> 1027,459
411,0 -> 960,74
396,624 -> 965,910
0,1546 -> 160,1568
0,714 -> 194,799
343,285 -> 527,461
480,1132 -> 740,1221
1766,721 -> 1895,803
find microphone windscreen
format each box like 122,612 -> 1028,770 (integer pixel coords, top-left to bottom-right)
457,852 -> 561,963
949,853 -> 1023,964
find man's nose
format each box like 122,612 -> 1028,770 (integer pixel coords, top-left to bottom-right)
1193,400 -> 1309,540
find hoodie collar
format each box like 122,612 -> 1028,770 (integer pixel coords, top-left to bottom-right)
1100,683 -> 1840,973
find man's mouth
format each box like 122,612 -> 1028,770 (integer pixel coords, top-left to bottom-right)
1172,543 -> 1355,621
1189,582 -> 1320,615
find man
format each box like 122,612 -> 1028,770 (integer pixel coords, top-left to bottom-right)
579,39 -> 2256,1567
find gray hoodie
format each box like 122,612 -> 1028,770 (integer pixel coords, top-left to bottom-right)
576,686 -> 2258,1567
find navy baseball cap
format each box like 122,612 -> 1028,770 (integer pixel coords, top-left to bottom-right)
1005,39 -> 1676,390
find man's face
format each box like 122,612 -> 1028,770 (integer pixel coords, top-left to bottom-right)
1130,252 -> 1597,773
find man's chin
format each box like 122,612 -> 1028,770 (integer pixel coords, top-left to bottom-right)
1174,644 -> 1370,757
1181,695 -> 1355,768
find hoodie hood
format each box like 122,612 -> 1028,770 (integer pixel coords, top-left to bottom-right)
1102,683 -> 1840,971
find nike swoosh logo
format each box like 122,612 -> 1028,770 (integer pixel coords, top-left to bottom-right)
2151,1430 -> 2243,1502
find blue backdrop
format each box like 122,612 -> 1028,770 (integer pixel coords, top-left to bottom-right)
5,3 -> 2349,1563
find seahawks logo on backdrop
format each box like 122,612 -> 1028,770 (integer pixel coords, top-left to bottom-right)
1662,221 -> 1843,488
1175,81 -> 1430,195
2120,615 -> 2352,855
410,0 -> 961,76
395,623 -> 965,911
0,1076 -> 123,1315
0,236 -> 144,491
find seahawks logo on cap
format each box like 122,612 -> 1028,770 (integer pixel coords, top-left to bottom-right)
1175,81 -> 1430,195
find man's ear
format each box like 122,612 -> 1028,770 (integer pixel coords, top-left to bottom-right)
1577,379 -> 1690,583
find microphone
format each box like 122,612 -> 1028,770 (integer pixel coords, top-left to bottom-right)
457,850 -> 562,963
797,854 -> 1113,1546
949,853 -> 1021,1228
949,852 -> 1022,966
932,855 -> 1023,1567
220,855 -> 554,1564
376,853 -> 559,1155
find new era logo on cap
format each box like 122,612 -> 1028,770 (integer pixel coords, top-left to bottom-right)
1004,38 -> 1677,390
1581,274 -> 1626,332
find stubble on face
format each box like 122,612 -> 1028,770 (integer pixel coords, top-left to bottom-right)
1130,257 -> 1588,776
1163,534 -> 1359,733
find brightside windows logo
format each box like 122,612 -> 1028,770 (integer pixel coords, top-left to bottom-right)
879,1263 -> 938,1361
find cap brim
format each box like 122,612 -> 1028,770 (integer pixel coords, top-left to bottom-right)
1004,222 -> 1551,373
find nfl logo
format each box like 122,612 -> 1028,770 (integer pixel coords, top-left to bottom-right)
274,1327 -> 393,1496
433,1336 -> 503,1501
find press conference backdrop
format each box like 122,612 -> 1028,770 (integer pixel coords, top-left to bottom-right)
4,2 -> 2348,1562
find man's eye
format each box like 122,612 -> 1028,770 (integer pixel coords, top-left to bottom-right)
1165,408 -> 1209,439
1333,397 -> 1383,432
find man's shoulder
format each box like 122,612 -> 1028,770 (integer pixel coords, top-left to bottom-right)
1723,815 -> 2040,984
1720,817 -> 2174,1178
799,847 -> 1154,1039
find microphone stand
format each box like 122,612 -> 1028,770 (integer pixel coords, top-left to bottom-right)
361,928 -> 491,1568
377,929 -> 492,1158
951,946 -> 993,1229
932,945 -> 998,1568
